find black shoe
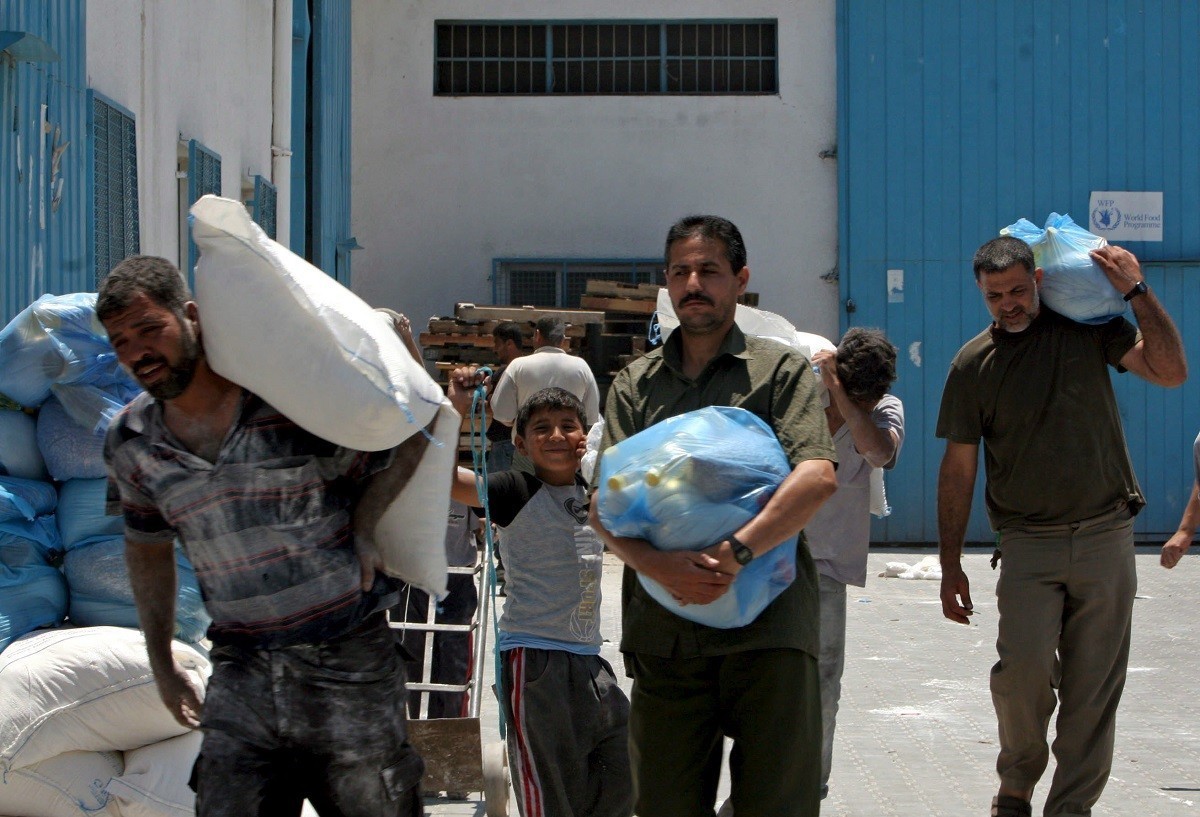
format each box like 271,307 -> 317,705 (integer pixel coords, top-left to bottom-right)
991,795 -> 1032,817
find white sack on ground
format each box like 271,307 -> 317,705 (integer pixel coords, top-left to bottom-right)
880,555 -> 942,580
189,195 -> 444,452
107,730 -> 202,817
0,627 -> 209,771
0,749 -> 123,817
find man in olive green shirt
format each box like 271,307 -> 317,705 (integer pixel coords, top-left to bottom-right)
589,215 -> 837,817
937,236 -> 1186,817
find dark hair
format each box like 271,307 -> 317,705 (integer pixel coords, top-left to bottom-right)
534,316 -> 566,346
97,256 -> 191,323
493,321 -> 524,347
515,387 -> 586,437
973,236 -> 1035,280
664,215 -> 747,273
836,327 -> 897,404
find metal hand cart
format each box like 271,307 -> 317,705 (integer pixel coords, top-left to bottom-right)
391,554 -> 510,816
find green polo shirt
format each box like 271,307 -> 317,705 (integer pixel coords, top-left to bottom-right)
598,324 -> 836,659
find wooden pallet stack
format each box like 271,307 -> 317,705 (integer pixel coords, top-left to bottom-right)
578,281 -> 660,378
419,303 -> 605,461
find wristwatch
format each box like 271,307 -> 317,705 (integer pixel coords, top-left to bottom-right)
728,534 -> 755,566
1123,280 -> 1148,302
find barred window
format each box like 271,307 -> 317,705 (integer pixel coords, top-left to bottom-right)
246,175 -> 278,240
89,92 -> 140,287
493,260 -> 662,308
179,139 -> 221,280
436,21 -> 777,95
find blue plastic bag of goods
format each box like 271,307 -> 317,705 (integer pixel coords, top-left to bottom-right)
0,476 -> 57,522
57,477 -> 124,550
0,561 -> 68,653
596,406 -> 797,629
64,537 -> 211,644
1000,213 -> 1125,325
0,518 -> 63,565
37,396 -> 108,481
0,293 -> 141,431
0,409 -> 48,481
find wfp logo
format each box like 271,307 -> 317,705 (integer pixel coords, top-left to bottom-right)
1091,204 -> 1122,232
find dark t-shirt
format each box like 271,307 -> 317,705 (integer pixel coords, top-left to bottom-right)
936,307 -> 1141,528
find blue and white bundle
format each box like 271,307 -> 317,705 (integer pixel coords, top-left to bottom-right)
596,406 -> 797,629
1001,213 -> 1125,325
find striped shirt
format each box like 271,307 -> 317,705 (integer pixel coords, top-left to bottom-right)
104,391 -> 398,648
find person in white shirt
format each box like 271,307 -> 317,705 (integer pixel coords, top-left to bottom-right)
490,317 -> 600,472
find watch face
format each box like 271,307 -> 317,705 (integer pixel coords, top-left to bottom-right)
734,544 -> 754,565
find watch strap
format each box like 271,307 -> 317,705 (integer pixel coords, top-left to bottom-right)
1123,280 -> 1147,302
728,533 -> 754,565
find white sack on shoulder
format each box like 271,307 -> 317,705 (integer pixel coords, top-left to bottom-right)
371,400 -> 457,599
190,195 -> 443,452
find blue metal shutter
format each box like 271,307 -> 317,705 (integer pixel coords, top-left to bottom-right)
185,139 -> 221,284
838,0 -> 1200,542
247,174 -> 278,240
88,90 -> 139,287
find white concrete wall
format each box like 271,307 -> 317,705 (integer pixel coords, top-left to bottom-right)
85,0 -> 289,268
352,0 -> 840,340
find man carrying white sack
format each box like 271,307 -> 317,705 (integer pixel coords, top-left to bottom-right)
937,238 -> 1186,817
98,255 -> 428,817
805,327 -> 904,801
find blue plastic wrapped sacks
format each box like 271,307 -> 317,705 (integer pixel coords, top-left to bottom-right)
596,406 -> 797,629
37,396 -> 108,481
0,475 -> 57,522
1000,213 -> 1126,325
57,478 -> 124,550
0,293 -> 141,432
64,537 -> 211,644
0,409 -> 48,481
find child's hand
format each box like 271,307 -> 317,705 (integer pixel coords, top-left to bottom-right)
447,366 -> 489,415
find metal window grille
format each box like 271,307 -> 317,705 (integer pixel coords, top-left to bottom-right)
246,175 -> 278,240
436,21 -> 777,95
184,139 -> 221,280
89,92 -> 140,287
494,260 -> 663,308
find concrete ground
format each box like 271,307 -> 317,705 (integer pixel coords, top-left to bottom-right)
409,547 -> 1198,817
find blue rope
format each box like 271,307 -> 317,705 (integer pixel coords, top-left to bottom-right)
466,367 -> 506,739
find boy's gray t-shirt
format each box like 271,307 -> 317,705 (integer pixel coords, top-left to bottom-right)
806,394 -> 905,587
484,471 -> 602,653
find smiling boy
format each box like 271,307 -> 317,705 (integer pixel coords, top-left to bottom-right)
446,380 -> 632,817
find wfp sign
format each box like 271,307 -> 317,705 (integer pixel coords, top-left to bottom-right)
1089,191 -> 1163,242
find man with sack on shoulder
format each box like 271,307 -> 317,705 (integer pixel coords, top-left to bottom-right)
99,255 -> 428,817
937,237 -> 1185,817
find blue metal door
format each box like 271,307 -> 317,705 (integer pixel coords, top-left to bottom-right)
838,1 -> 1200,542
0,0 -> 89,324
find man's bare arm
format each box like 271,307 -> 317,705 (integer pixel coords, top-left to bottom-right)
937,441 -> 978,624
1162,478 -> 1200,569
1092,246 -> 1187,387
126,537 -> 202,727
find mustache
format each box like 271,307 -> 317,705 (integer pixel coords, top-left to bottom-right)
679,294 -> 714,307
132,354 -> 168,371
